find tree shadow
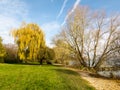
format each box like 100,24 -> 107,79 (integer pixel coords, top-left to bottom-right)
53,68 -> 79,76
5,62 -> 48,66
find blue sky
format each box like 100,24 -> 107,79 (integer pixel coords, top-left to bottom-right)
0,0 -> 120,47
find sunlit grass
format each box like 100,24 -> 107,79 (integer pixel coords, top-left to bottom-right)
0,63 -> 95,90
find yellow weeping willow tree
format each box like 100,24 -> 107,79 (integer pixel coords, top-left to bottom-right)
11,23 -> 46,61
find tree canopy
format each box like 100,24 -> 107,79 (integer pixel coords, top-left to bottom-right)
11,23 -> 46,62
57,5 -> 120,69
0,37 -> 6,62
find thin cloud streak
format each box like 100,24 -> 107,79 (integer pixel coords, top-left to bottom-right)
57,0 -> 68,19
61,0 -> 81,26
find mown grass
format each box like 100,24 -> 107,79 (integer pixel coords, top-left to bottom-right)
0,63 -> 95,90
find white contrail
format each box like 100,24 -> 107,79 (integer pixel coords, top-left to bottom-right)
61,0 -> 81,26
57,0 -> 68,19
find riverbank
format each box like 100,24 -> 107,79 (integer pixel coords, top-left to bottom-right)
66,67 -> 120,90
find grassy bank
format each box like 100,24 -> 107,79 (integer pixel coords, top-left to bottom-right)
0,63 -> 95,90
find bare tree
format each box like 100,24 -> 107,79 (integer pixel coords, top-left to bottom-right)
59,5 -> 120,69
52,35 -> 71,64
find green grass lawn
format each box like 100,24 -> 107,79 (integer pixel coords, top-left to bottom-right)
0,63 -> 95,90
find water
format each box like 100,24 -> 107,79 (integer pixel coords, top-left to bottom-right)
97,71 -> 120,78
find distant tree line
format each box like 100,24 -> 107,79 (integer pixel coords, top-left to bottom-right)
0,37 -> 6,62
0,23 -> 55,64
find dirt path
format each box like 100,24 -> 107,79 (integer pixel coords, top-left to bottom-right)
66,67 -> 120,90
79,72 -> 120,90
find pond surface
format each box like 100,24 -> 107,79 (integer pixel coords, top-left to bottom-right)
97,70 -> 120,78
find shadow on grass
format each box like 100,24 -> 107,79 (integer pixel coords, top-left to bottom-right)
4,63 -> 39,65
4,62 -> 53,66
53,68 -> 79,76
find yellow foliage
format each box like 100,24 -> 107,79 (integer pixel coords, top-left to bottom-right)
11,23 -> 45,61
0,37 -> 6,58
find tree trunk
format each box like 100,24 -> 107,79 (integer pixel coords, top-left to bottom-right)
40,59 -> 43,65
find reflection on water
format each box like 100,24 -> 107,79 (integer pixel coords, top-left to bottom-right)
97,71 -> 120,78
